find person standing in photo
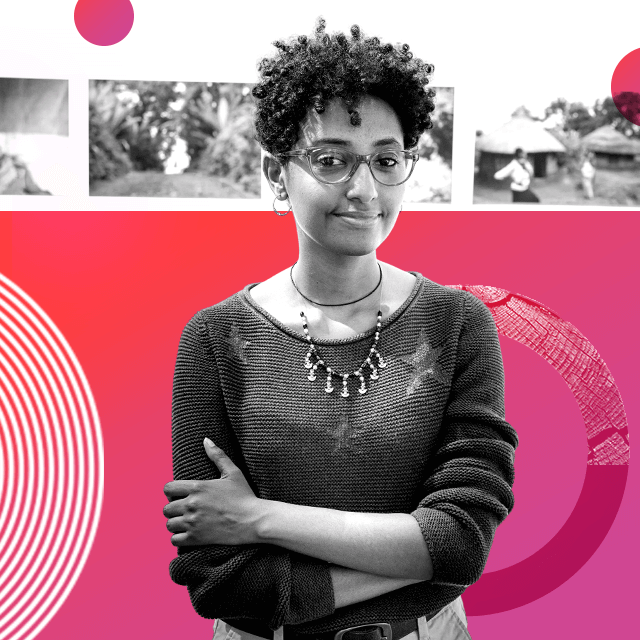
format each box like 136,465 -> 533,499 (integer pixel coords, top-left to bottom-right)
163,20 -> 518,640
580,151 -> 596,200
494,147 -> 540,203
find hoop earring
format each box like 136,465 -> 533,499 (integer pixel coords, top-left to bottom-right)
273,195 -> 292,216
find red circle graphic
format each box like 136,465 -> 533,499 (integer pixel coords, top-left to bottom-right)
610,48 -> 640,126
74,0 -> 134,47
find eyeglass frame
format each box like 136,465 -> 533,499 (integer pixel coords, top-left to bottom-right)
276,146 -> 420,186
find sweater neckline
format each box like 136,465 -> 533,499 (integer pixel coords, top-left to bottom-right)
240,272 -> 425,346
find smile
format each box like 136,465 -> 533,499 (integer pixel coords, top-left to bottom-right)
332,212 -> 382,227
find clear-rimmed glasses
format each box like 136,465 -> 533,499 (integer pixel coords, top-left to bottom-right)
277,147 -> 420,186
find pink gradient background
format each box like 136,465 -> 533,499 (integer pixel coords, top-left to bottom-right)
2,210 -> 638,639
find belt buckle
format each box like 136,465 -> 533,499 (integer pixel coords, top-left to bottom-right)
334,623 -> 392,640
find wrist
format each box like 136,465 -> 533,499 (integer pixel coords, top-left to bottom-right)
252,498 -> 284,544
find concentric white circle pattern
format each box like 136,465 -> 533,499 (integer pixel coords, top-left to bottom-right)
0,273 -> 103,640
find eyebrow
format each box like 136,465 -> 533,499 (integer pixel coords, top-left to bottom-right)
309,136 -> 403,148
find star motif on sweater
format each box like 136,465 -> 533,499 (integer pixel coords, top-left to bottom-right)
399,330 -> 447,395
224,325 -> 250,364
330,412 -> 355,452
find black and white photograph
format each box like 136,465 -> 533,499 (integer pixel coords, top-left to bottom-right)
0,78 -> 69,195
89,80 -> 260,198
474,98 -> 640,206
404,87 -> 453,203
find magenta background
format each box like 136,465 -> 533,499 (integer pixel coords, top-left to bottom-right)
1,210 -> 638,639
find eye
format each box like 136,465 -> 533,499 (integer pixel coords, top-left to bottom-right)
374,151 -> 402,169
314,150 -> 348,167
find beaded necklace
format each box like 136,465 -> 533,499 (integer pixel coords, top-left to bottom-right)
296,265 -> 387,397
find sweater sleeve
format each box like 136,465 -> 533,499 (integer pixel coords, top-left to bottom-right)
410,293 -> 518,587
169,311 -> 335,627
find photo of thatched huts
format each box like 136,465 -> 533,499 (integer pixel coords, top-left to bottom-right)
476,107 -> 566,181
0,78 -> 70,195
474,96 -> 640,206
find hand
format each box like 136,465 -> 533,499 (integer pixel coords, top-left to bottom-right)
163,439 -> 262,547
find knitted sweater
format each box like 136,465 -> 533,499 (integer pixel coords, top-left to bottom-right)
169,274 -> 518,633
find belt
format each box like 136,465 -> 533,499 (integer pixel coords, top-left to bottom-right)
230,619 -> 418,640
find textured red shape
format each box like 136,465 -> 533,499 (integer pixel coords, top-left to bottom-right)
447,286 -> 629,614
74,0 -> 134,47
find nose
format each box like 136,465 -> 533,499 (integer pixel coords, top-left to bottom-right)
346,160 -> 378,203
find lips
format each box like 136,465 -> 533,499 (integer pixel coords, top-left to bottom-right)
332,212 -> 382,219
331,212 -> 382,228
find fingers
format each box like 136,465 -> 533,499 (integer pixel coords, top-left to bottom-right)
203,438 -> 238,476
165,511 -> 200,547
163,498 -> 187,519
163,480 -> 197,500
169,531 -> 196,547
165,516 -> 188,534
166,517 -> 202,547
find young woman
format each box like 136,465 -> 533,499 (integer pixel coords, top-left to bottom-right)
163,20 -> 518,640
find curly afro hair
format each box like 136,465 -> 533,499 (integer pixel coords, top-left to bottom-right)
252,18 -> 436,157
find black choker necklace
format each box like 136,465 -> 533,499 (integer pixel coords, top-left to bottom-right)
290,262 -> 383,307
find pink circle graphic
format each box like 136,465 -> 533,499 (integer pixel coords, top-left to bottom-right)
446,286 -> 629,614
0,274 -> 103,640
74,0 -> 134,47
611,48 -> 640,126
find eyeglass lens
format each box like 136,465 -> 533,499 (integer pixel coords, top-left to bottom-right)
308,148 -> 413,185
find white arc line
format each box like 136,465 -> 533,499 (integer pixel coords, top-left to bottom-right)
0,273 -> 103,640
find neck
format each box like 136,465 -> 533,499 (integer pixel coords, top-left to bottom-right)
293,249 -> 381,307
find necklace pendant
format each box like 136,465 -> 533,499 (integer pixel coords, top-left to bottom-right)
325,372 -> 334,393
341,376 -> 350,397
304,353 -> 313,369
370,368 -> 379,380
308,372 -> 317,381
341,387 -> 350,398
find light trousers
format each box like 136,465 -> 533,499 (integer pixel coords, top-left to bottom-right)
213,596 -> 471,640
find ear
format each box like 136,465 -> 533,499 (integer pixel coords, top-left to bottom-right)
263,154 -> 288,200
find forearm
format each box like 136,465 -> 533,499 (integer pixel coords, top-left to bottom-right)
254,501 -> 433,580
493,164 -> 512,180
330,565 -> 423,609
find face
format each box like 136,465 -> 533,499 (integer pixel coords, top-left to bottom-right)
274,95 -> 406,258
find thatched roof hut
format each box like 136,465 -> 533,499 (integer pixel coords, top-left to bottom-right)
582,125 -> 640,167
476,107 -> 566,181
